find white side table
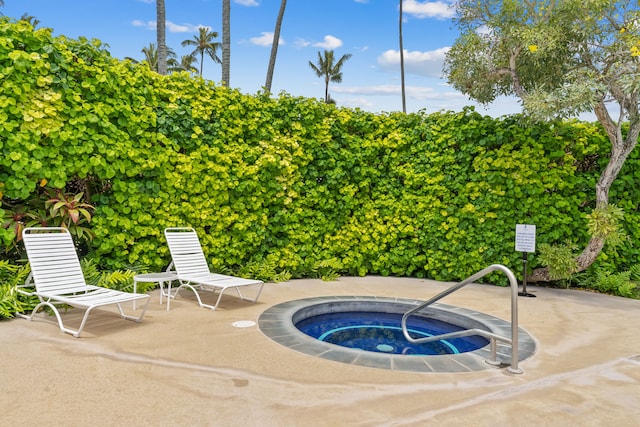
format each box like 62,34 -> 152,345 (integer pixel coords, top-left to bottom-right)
133,272 -> 178,309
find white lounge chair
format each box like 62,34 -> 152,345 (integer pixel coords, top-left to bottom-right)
164,227 -> 264,310
18,227 -> 150,337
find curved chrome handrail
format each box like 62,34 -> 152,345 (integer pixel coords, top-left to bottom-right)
401,264 -> 523,374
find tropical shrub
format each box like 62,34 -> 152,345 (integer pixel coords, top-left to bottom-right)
579,265 -> 640,298
0,260 -> 33,318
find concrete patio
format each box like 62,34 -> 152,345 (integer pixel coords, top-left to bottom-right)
2,276 -> 639,426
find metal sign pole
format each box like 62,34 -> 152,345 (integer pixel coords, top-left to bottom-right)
515,224 -> 537,298
518,251 -> 536,297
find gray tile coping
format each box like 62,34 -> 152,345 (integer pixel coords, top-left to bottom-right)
258,295 -> 536,373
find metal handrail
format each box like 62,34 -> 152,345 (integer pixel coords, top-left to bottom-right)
401,264 -> 523,374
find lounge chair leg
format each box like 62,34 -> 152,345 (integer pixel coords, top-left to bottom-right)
25,301 -> 82,337
167,283 -> 202,311
238,283 -> 265,303
212,291 -> 225,310
74,306 -> 99,338
125,296 -> 151,322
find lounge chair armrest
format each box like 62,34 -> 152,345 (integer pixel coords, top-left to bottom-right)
17,273 -> 36,297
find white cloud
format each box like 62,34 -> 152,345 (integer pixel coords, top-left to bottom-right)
167,22 -> 200,33
333,85 -> 437,100
377,47 -> 450,78
313,35 -> 343,49
249,32 -> 284,47
295,38 -> 311,48
403,0 -> 455,20
234,0 -> 259,6
132,20 -> 200,33
132,20 -> 153,30
332,86 -> 523,117
341,97 -> 375,109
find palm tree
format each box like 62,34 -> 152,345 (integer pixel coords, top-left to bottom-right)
222,0 -> 230,86
265,0 -> 287,93
399,0 -> 406,113
156,0 -> 167,75
133,44 -> 194,75
141,43 -> 159,71
140,43 -> 178,73
175,54 -> 199,74
181,27 -> 222,77
308,50 -> 352,103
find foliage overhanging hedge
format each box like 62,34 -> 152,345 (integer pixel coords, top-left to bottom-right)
1,19 -> 638,284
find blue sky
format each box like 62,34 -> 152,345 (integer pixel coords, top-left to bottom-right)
2,0 -> 523,117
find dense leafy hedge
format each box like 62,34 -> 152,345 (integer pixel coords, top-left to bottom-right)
1,19 -> 638,285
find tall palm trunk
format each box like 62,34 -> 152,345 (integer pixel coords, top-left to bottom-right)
156,0 -> 167,75
265,0 -> 287,93
222,0 -> 230,86
399,0 -> 406,113
324,75 -> 330,103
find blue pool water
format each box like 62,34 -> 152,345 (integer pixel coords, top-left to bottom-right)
295,311 -> 489,355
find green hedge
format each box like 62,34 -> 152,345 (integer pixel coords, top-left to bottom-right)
1,18 -> 637,284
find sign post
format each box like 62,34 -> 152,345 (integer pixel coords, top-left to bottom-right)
515,224 -> 536,298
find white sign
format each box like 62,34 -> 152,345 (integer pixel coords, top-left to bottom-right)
515,224 -> 536,253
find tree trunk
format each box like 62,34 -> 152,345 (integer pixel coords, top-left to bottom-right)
156,0 -> 167,75
529,99 -> 640,282
325,77 -> 330,103
399,0 -> 406,113
222,0 -> 230,86
265,0 -> 287,93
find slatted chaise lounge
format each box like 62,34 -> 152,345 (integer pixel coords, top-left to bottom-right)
164,227 -> 264,310
18,227 -> 150,337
